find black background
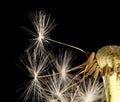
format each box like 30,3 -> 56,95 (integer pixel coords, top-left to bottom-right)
2,0 -> 120,102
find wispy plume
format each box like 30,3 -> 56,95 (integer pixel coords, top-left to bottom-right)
77,78 -> 103,102
52,49 -> 76,83
19,50 -> 50,101
26,11 -> 56,52
44,71 -> 68,102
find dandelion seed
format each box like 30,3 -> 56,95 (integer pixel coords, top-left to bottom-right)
45,71 -> 67,102
27,11 -> 56,52
19,50 -> 50,101
77,78 -> 103,102
53,49 -> 75,83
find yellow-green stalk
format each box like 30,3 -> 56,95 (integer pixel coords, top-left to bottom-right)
96,45 -> 120,102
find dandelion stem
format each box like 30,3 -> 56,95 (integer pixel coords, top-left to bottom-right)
21,26 -> 87,55
48,39 -> 86,54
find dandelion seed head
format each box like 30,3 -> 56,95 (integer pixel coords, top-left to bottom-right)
18,10 -> 106,102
